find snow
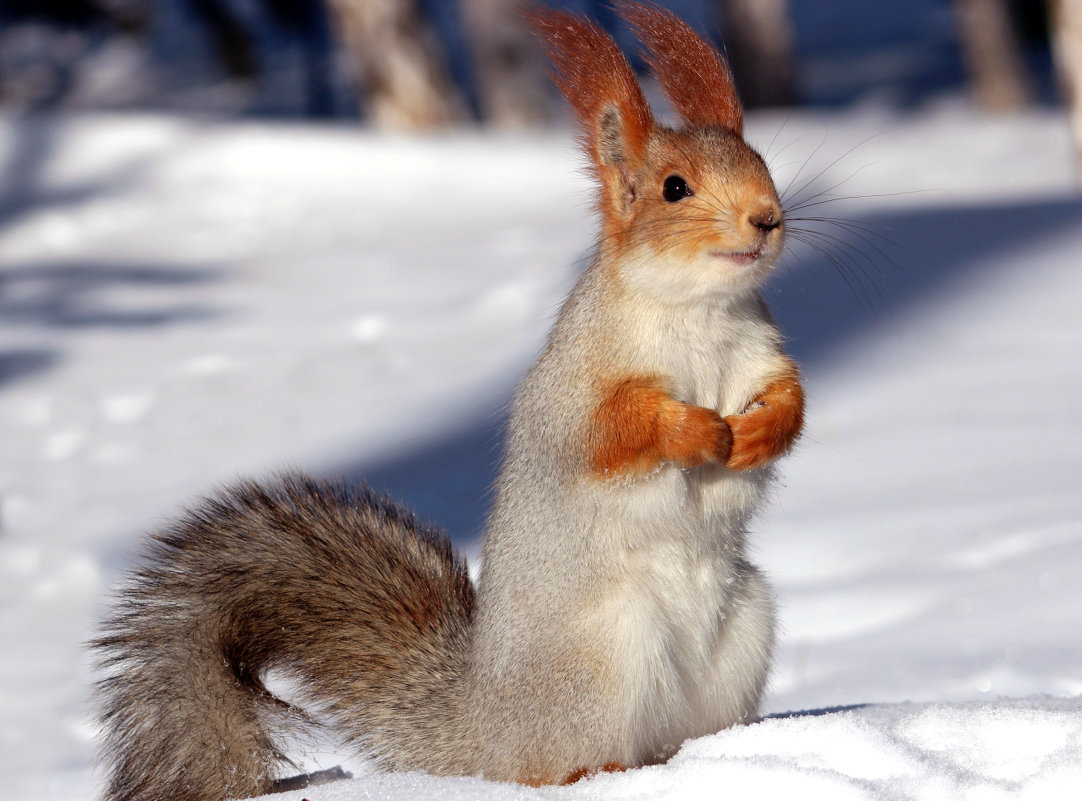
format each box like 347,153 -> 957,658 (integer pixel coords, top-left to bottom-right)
1,101 -> 1080,799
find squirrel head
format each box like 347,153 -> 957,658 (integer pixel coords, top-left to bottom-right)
529,1 -> 783,299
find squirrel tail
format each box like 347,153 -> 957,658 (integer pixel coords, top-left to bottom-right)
92,475 -> 475,801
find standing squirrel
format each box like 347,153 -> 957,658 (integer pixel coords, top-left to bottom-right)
93,3 -> 804,799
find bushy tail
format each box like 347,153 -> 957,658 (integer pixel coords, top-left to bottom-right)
93,475 -> 475,801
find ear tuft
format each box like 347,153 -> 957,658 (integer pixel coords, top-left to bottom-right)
617,0 -> 743,135
526,7 -> 653,171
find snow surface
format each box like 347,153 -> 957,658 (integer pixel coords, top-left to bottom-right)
1,102 -> 1080,799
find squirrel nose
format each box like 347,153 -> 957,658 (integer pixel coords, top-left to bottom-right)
748,207 -> 782,232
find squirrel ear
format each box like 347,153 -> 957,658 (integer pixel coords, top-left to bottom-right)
527,7 -> 653,188
617,0 -> 743,136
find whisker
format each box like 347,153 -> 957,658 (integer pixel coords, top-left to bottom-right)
785,234 -> 881,314
785,226 -> 890,313
757,113 -> 796,164
779,131 -> 890,213
787,216 -> 919,273
777,131 -> 829,204
783,187 -> 930,215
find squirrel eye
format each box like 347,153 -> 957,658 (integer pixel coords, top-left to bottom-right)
662,175 -> 692,202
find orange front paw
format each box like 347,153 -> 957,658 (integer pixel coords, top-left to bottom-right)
670,405 -> 732,468
725,408 -> 786,470
590,375 -> 732,477
724,371 -> 804,471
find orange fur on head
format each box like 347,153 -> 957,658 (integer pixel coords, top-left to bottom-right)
526,8 -> 653,201
617,1 -> 743,135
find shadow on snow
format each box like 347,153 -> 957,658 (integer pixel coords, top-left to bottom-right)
322,195 -> 1082,552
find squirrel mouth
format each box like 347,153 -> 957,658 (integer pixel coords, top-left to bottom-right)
711,248 -> 762,267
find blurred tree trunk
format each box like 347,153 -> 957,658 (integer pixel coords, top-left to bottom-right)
325,0 -> 462,130
954,0 -> 1033,111
716,0 -> 798,107
189,0 -> 259,80
1048,0 -> 1082,180
460,0 -> 548,128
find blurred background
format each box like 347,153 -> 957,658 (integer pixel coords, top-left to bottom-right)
0,1 -> 1079,143
2,3 -> 1082,799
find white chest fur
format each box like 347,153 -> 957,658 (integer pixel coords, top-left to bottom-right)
580,291 -> 781,760
616,290 -> 781,414
582,476 -> 771,764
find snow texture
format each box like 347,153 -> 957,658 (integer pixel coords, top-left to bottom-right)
1,101 -> 1080,799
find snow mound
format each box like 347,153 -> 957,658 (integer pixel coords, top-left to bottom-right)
271,698 -> 1082,800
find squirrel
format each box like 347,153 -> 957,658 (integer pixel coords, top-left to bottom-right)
92,3 -> 804,799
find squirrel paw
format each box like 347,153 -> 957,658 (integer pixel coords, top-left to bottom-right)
724,404 -> 791,470
724,370 -> 804,470
676,406 -> 733,467
591,378 -> 732,476
562,762 -> 628,785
